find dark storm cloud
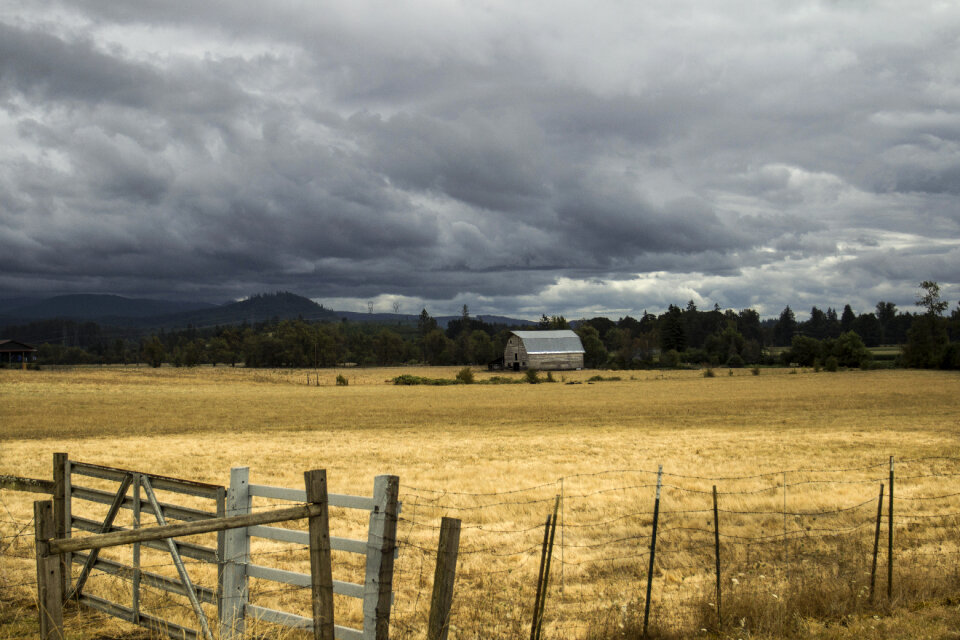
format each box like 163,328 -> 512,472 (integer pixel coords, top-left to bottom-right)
1,1 -> 959,315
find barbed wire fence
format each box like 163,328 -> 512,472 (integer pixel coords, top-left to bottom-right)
2,456 -> 959,638
390,456 -> 960,639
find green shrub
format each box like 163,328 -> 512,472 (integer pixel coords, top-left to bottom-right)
455,367 -> 475,384
524,368 -> 541,384
726,354 -> 745,368
824,356 -> 839,372
751,366 -> 760,376
703,368 -> 715,378
659,349 -> 680,368
392,374 -> 458,386
335,374 -> 349,386
545,371 -> 556,383
587,374 -> 622,382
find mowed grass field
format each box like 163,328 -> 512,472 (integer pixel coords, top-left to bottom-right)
1,365 -> 959,639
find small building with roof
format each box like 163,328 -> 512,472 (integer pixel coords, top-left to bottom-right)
503,330 -> 584,371
0,340 -> 38,368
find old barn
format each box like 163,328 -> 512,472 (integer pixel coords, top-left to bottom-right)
503,330 -> 585,371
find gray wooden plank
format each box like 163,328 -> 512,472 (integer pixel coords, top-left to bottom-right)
249,484 -> 376,511
72,486 -> 217,522
248,526 -> 367,554
72,553 -> 217,604
0,474 -> 54,494
71,462 -> 222,499
246,605 -> 364,640
247,564 -> 364,599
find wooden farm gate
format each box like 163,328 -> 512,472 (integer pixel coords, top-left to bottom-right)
33,454 -> 403,640
57,454 -> 227,639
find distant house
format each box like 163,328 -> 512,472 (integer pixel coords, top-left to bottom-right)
503,330 -> 585,371
0,340 -> 38,367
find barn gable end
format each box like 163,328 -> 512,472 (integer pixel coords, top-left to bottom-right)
503,330 -> 584,371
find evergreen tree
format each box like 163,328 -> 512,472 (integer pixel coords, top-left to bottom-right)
773,306 -> 798,346
660,305 -> 687,352
840,305 -> 856,333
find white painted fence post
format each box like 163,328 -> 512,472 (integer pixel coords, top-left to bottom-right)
221,467 -> 251,639
362,475 -> 399,640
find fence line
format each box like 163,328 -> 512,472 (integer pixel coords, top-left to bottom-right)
3,454 -> 959,638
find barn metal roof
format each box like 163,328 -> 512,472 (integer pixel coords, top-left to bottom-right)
511,330 -> 585,354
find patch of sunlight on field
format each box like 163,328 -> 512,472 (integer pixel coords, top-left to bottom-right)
1,366 -> 958,639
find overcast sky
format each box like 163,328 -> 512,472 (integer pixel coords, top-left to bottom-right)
1,1 -> 958,319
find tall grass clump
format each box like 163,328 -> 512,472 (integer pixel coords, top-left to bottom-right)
455,367 -> 475,384
525,368 -> 541,384
335,373 -> 349,386
692,544 -> 960,639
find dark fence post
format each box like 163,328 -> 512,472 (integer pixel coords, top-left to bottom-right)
427,517 -> 462,640
643,465 -> 663,638
712,485 -> 722,630
887,456 -> 894,601
305,469 -> 334,640
530,515 -> 551,640
34,500 -> 64,640
534,496 -> 560,640
869,483 -> 884,603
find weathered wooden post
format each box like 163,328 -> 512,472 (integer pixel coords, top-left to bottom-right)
52,452 -> 70,599
132,473 -> 142,625
215,484 -> 226,622
305,469 -> 334,640
221,467 -> 251,639
363,475 -> 400,640
427,517 -> 461,640
869,483 -> 884,603
34,500 -> 64,640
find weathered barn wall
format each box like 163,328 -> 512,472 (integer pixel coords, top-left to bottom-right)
504,335 -> 528,369
528,352 -> 584,370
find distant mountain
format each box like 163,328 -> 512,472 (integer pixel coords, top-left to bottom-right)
147,292 -> 338,329
0,290 -> 537,336
3,294 -> 214,321
440,314 -> 537,328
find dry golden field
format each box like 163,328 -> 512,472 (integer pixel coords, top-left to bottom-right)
2,365 -> 960,639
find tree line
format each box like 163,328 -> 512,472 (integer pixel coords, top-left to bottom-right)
5,282 -> 958,370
